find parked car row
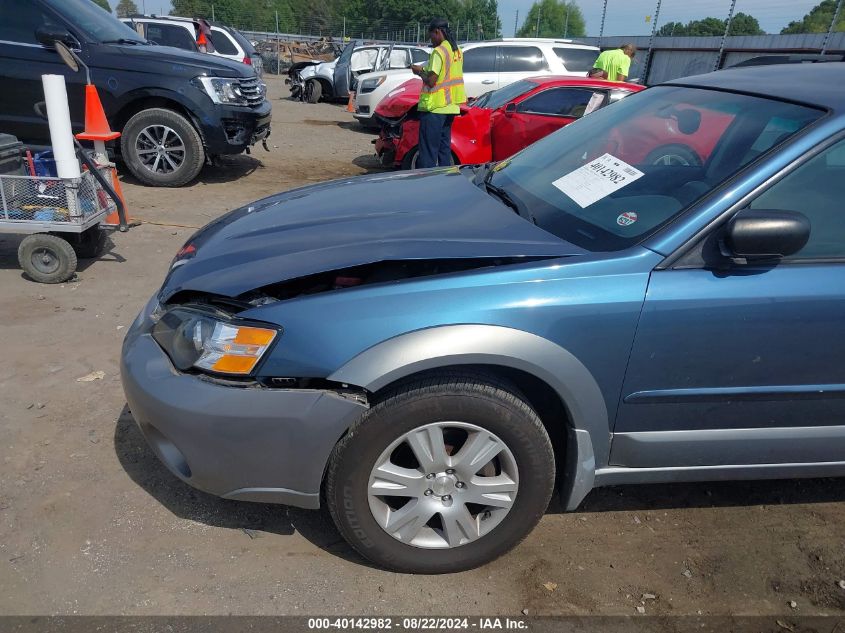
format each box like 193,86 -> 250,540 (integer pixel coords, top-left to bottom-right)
0,0 -> 270,187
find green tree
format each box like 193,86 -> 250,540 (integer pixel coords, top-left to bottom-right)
90,0 -> 112,12
782,0 -> 845,34
728,12 -> 764,35
656,12 -> 763,37
516,0 -> 585,38
115,0 -> 139,18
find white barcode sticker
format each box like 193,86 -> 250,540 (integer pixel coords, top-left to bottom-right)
552,153 -> 644,208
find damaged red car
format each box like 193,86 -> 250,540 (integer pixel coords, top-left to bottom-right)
374,76 -> 643,169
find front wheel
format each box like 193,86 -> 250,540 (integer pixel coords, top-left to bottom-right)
304,79 -> 322,104
401,146 -> 456,170
121,108 -> 205,187
325,373 -> 555,573
18,233 -> 77,283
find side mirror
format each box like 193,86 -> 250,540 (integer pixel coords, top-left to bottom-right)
36,26 -> 79,50
675,108 -> 701,134
724,209 -> 810,262
504,102 -> 517,117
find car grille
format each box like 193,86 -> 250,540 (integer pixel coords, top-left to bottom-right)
239,77 -> 266,106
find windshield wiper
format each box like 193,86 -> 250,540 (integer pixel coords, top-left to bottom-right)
102,38 -> 146,45
483,170 -> 537,225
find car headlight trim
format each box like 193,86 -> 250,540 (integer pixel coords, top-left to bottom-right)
197,76 -> 248,105
152,307 -> 278,376
359,76 -> 386,94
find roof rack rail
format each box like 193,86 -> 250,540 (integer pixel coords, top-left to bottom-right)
730,54 -> 845,68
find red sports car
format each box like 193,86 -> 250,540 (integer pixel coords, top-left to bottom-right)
374,76 -> 732,170
375,76 -> 643,169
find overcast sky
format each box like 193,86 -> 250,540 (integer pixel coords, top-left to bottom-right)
110,0 -> 825,37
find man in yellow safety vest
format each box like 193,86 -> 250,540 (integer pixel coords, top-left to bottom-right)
410,18 -> 466,168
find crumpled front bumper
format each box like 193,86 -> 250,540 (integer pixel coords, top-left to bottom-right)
119,298 -> 368,508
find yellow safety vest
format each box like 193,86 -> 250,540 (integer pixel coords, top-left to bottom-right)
419,41 -> 466,113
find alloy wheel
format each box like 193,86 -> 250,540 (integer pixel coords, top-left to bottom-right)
135,125 -> 186,175
367,421 -> 519,549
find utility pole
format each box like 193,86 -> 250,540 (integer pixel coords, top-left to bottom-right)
211,5 -> 215,21
641,0 -> 663,85
275,11 -> 280,75
598,0 -> 608,47
514,10 -> 518,37
535,8 -> 541,37
343,16 -> 346,40
822,0 -> 844,53
715,0 -> 738,70
563,3 -> 569,38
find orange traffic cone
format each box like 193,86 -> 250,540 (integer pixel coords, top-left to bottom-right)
100,168 -> 136,228
347,91 -> 356,113
75,84 -> 121,142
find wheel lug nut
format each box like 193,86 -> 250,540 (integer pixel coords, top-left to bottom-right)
424,489 -> 433,496
442,495 -> 452,502
445,469 -> 455,475
455,482 -> 465,489
426,473 -> 435,479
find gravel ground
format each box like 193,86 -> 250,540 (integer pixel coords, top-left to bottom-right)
1,77 -> 845,618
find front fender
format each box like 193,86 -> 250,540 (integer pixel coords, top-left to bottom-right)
327,324 -> 607,508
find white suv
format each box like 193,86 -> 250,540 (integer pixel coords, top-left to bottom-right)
121,16 -> 263,75
354,38 -> 599,127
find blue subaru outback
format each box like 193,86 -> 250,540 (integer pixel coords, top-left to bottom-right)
122,63 -> 845,573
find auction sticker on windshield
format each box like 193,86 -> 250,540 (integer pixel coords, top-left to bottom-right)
553,153 -> 644,208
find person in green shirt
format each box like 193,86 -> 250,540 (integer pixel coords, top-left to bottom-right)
588,44 -> 637,82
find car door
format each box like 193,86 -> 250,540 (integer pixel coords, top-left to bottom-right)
611,134 -> 845,469
490,87 -> 607,161
0,0 -> 86,144
461,45 -> 498,98
497,45 -> 550,91
332,40 -> 356,98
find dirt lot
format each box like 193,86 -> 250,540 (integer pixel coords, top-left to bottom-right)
1,77 -> 844,618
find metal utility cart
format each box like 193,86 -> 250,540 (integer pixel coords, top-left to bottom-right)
0,156 -> 127,284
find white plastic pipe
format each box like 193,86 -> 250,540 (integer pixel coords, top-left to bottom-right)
41,74 -> 80,179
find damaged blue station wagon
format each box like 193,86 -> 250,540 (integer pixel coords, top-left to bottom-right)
122,63 -> 845,573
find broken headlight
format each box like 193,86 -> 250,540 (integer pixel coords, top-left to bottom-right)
152,307 -> 278,376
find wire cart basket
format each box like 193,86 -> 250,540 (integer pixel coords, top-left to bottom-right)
0,165 -> 126,283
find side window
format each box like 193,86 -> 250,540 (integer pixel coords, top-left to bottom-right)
749,138 -> 845,260
0,3 -> 61,45
146,24 -> 197,51
500,46 -> 548,73
411,48 -> 430,64
553,47 -> 599,72
389,48 -> 409,69
211,29 -> 238,55
518,88 -> 605,118
462,46 -> 497,73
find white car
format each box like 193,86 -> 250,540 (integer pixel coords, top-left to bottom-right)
354,38 -> 599,127
296,43 -> 429,103
121,16 -> 263,75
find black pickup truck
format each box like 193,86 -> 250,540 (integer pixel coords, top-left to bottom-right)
0,0 -> 271,187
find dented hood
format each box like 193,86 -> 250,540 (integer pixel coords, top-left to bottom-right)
160,169 -> 586,300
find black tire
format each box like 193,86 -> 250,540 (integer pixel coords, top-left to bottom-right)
304,79 -> 322,104
400,146 -> 418,170
325,372 -> 555,574
18,233 -> 77,284
73,226 -> 109,259
645,144 -> 701,167
121,108 -> 204,187
401,146 -> 456,170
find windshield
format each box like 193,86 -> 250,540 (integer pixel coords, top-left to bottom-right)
46,0 -> 145,43
488,86 -> 823,251
474,79 -> 537,110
